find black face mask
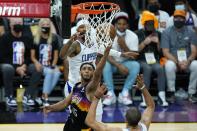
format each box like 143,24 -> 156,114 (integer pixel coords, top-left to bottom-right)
148,4 -> 159,13
13,24 -> 23,33
41,27 -> 50,34
174,20 -> 185,29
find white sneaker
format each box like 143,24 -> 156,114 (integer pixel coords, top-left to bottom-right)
139,101 -> 147,107
118,92 -> 132,105
160,101 -> 169,107
6,96 -> 17,106
23,95 -> 35,106
103,91 -> 116,106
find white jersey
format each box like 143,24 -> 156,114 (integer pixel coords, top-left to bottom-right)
112,29 -> 139,62
122,123 -> 147,131
68,39 -> 97,86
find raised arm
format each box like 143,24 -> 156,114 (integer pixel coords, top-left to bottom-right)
87,45 -> 111,91
59,33 -> 78,59
85,85 -> 122,131
136,75 -> 155,130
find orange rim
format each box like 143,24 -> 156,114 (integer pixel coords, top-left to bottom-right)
72,2 -> 119,14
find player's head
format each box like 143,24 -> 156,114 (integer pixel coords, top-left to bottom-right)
125,107 -> 141,127
80,62 -> 95,82
114,12 -> 129,36
76,19 -> 89,35
9,18 -> 23,34
141,11 -> 158,33
39,18 -> 51,35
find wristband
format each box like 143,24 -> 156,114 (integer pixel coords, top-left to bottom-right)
140,84 -> 145,90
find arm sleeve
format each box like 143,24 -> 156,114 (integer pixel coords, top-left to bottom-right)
190,29 -> 197,46
24,37 -> 33,66
127,32 -> 139,52
160,30 -> 170,49
97,45 -> 121,57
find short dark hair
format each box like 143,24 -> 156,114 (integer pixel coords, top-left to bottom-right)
80,62 -> 95,71
125,107 -> 141,127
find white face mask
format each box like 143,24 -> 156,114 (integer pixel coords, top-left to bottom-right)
116,30 -> 126,37
175,4 -> 185,10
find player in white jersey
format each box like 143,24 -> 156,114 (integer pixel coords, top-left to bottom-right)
85,75 -> 155,131
59,19 -> 138,121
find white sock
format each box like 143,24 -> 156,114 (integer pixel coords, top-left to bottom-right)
158,91 -> 167,102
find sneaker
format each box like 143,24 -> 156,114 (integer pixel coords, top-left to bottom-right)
157,99 -> 169,107
139,101 -> 146,107
35,97 -> 43,106
103,91 -> 116,106
43,99 -> 50,106
158,92 -> 169,107
23,95 -> 35,106
6,96 -> 17,106
188,94 -> 197,103
118,92 -> 132,105
167,92 -> 175,104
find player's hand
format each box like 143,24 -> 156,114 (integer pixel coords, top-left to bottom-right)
117,64 -> 128,75
94,83 -> 108,99
136,74 -> 145,90
70,32 -> 79,42
121,51 -> 139,59
41,105 -> 52,115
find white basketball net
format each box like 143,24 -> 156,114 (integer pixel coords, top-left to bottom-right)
80,3 -> 120,50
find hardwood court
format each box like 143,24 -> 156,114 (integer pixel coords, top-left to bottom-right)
0,123 -> 197,131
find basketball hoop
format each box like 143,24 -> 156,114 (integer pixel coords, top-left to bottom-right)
72,2 -> 120,51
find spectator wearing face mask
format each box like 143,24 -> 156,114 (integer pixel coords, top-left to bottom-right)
138,0 -> 170,33
102,12 -> 140,106
161,10 -> 197,103
135,11 -> 169,107
0,18 -> 34,106
29,18 -> 61,106
167,0 -> 197,31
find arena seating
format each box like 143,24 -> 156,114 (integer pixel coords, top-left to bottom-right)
0,71 -> 190,101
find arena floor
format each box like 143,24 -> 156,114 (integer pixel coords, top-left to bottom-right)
0,100 -> 197,131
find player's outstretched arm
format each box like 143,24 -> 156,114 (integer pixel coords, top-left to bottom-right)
85,85 -> 122,131
87,44 -> 112,91
42,92 -> 72,114
136,75 -> 155,129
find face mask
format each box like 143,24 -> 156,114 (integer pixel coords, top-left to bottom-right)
41,27 -> 50,34
148,4 -> 159,13
13,24 -> 23,33
116,30 -> 126,37
175,4 -> 185,10
174,20 -> 185,29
